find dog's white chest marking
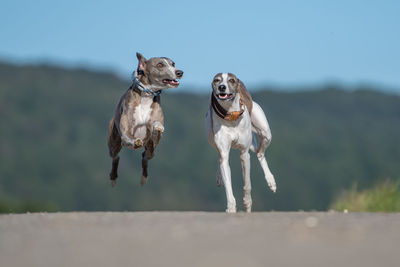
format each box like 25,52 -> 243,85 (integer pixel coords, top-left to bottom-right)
135,97 -> 153,124
132,96 -> 153,140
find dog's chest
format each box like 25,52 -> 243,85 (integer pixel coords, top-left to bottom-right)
134,97 -> 153,124
222,116 -> 250,138
212,110 -> 252,148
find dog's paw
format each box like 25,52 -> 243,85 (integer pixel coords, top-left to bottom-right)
269,184 -> 277,193
110,172 -> 118,187
153,121 -> 164,133
140,175 -> 147,186
133,138 -> 144,149
243,196 -> 252,213
266,176 -> 277,193
226,207 -> 237,213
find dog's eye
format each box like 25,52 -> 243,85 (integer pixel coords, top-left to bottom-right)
229,79 -> 235,83
157,63 -> 164,68
213,79 -> 220,83
172,62 -> 175,67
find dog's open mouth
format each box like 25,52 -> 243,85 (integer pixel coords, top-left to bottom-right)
217,93 -> 233,100
163,79 -> 180,86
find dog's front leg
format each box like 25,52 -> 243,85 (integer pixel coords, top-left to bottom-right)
218,149 -> 236,213
152,121 -> 164,144
150,99 -> 164,146
140,100 -> 164,186
119,114 -> 143,149
240,150 -> 252,212
140,120 -> 163,186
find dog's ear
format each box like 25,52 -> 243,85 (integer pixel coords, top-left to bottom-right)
136,52 -> 147,72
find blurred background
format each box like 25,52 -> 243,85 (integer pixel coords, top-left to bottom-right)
1,0 -> 399,213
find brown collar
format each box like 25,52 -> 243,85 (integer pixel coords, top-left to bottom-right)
211,93 -> 244,121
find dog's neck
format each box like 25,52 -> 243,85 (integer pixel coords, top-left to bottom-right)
132,70 -> 162,97
211,93 -> 244,121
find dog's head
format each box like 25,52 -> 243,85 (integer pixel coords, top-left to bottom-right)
212,73 -> 240,101
136,52 -> 183,90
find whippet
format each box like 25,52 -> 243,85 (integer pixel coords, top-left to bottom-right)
107,52 -> 183,186
206,73 -> 276,213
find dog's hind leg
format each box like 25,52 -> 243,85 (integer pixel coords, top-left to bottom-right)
108,118 -> 122,187
256,139 -> 276,193
251,101 -> 276,192
240,150 -> 252,212
216,166 -> 223,187
140,138 -> 153,186
251,101 -> 272,145
141,151 -> 149,186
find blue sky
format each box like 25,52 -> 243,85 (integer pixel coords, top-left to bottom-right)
1,0 -> 399,91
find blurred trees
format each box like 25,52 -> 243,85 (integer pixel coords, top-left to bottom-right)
1,62 -> 399,212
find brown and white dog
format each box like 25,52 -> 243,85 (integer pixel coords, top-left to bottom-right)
107,53 -> 183,186
206,73 -> 276,213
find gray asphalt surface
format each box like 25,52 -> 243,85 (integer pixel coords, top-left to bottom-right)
1,212 -> 399,267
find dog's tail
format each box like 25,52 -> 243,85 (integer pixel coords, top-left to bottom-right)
250,101 -> 276,193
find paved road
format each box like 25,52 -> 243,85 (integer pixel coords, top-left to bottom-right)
1,212 -> 399,267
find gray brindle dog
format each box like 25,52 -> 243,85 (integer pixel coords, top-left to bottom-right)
107,53 -> 183,186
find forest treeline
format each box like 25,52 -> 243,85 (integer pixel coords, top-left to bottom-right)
1,62 -> 399,212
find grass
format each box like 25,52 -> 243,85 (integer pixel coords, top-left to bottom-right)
331,180 -> 400,212
0,193 -> 58,214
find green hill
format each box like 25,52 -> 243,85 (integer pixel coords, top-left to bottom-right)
1,62 -> 400,212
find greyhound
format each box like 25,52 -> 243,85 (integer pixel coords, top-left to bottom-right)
206,73 -> 276,213
107,52 -> 183,186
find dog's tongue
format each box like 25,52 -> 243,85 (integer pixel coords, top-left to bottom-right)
163,79 -> 180,86
170,80 -> 179,86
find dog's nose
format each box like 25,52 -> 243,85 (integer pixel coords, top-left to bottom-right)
218,85 -> 226,92
175,70 -> 183,78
